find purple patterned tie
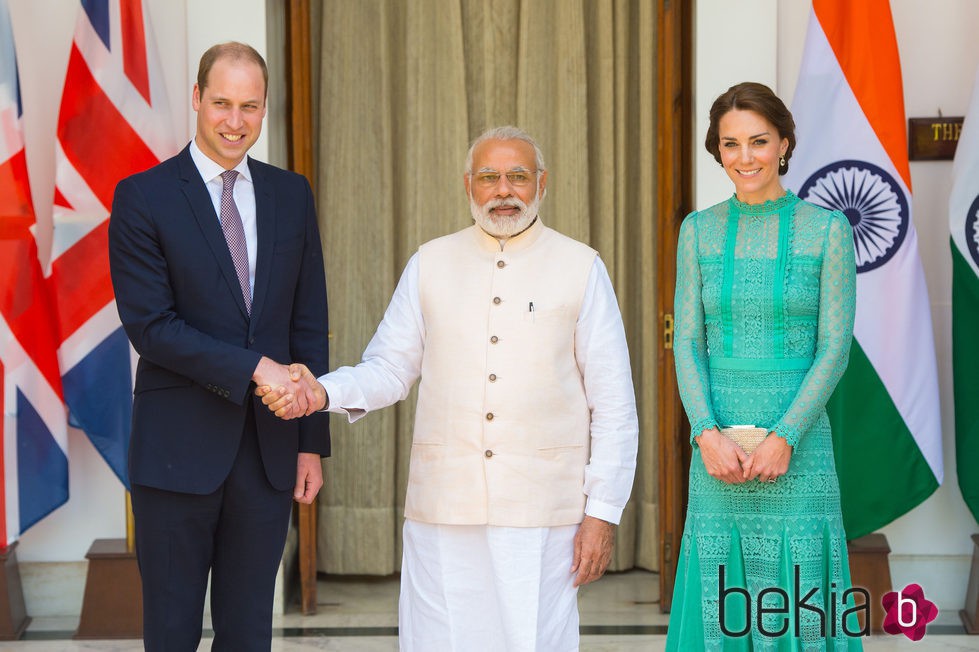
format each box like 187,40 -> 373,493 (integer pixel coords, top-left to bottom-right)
220,170 -> 251,313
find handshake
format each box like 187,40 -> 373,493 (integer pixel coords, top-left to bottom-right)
252,356 -> 327,420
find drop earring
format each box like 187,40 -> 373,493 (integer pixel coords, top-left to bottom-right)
779,155 -> 786,168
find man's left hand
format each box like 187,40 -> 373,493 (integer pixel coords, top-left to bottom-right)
294,452 -> 323,504
571,515 -> 616,587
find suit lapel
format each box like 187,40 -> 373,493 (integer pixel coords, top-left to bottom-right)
177,147 -> 250,320
249,157 -> 275,328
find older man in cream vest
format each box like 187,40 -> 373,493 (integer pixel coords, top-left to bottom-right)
260,126 -> 638,651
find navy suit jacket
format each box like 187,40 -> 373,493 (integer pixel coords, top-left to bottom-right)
108,145 -> 330,494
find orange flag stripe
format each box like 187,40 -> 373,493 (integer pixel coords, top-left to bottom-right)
813,0 -> 912,191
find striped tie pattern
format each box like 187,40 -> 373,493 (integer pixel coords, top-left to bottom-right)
220,170 -> 251,313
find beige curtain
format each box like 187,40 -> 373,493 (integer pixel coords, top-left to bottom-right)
311,0 -> 658,575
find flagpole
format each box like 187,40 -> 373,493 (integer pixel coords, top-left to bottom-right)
125,492 -> 135,552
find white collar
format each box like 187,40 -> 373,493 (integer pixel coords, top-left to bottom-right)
189,138 -> 252,184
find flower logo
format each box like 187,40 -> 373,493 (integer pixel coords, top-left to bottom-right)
881,583 -> 938,641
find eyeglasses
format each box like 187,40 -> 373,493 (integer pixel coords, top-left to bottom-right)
469,169 -> 540,188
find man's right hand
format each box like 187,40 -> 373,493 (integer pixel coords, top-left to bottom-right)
252,357 -> 308,418
254,361 -> 327,419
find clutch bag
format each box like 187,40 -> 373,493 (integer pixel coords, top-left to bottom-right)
720,425 -> 768,454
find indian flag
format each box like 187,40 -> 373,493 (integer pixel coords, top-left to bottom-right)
951,65 -> 979,524
782,0 -> 943,539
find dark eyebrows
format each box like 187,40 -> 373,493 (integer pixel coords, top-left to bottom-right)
720,132 -> 771,141
208,94 -> 263,105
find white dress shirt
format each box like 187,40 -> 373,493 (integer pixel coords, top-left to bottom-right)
189,139 -> 258,298
320,253 -> 639,524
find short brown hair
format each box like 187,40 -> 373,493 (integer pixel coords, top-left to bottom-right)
705,82 -> 796,175
197,42 -> 268,99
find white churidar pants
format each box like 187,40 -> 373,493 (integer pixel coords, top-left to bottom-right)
399,519 -> 580,652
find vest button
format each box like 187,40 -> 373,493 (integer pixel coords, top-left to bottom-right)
490,335 -> 499,344
492,297 -> 501,305
485,449 -> 494,458
497,260 -> 506,269
488,373 -> 497,382
486,412 -> 494,421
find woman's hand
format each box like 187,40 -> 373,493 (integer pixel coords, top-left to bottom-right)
741,433 -> 792,484
695,428 -> 749,484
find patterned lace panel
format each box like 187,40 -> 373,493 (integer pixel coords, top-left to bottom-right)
785,203 -> 824,359
675,214 -> 718,441
681,527 -> 856,650
771,211 -> 856,446
729,190 -> 799,216
680,462 -> 858,651
674,198 -> 856,447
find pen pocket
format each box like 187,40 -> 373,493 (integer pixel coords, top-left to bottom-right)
521,306 -> 572,324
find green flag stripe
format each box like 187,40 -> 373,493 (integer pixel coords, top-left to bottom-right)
827,341 -> 939,539
952,242 -> 979,524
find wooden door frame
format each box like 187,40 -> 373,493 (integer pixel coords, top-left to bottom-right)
656,0 -> 692,614
285,0 -> 319,616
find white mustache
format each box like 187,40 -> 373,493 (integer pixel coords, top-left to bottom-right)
469,186 -> 542,238
483,198 -> 526,211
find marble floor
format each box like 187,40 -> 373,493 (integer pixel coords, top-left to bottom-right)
4,570 -> 978,650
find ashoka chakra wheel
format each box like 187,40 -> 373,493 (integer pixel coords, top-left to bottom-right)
967,194 -> 979,268
798,159 -> 908,273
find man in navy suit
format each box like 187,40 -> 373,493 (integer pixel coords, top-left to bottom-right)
108,42 -> 329,651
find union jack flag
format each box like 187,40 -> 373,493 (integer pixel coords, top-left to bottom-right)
53,0 -> 177,488
0,0 -> 69,546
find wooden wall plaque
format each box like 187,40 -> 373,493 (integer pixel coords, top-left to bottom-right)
909,117 -> 964,160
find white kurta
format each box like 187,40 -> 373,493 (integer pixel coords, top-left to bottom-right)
318,237 -> 638,650
320,253 -> 637,523
399,520 -> 580,652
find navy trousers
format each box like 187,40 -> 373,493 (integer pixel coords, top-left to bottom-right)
132,405 -> 293,651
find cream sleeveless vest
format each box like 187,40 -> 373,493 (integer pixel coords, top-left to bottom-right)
407,219 -> 597,526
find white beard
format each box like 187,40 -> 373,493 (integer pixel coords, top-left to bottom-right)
469,189 -> 542,239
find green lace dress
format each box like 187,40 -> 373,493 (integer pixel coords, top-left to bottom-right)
665,192 -> 863,650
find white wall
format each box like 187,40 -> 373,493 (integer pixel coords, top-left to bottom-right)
693,0 -> 778,210
7,0 -> 267,563
697,0 -> 979,611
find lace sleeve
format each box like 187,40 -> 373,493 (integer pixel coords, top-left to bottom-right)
674,213 -> 718,444
771,212 -> 856,446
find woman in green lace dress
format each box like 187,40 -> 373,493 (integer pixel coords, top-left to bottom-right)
665,82 -> 864,650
